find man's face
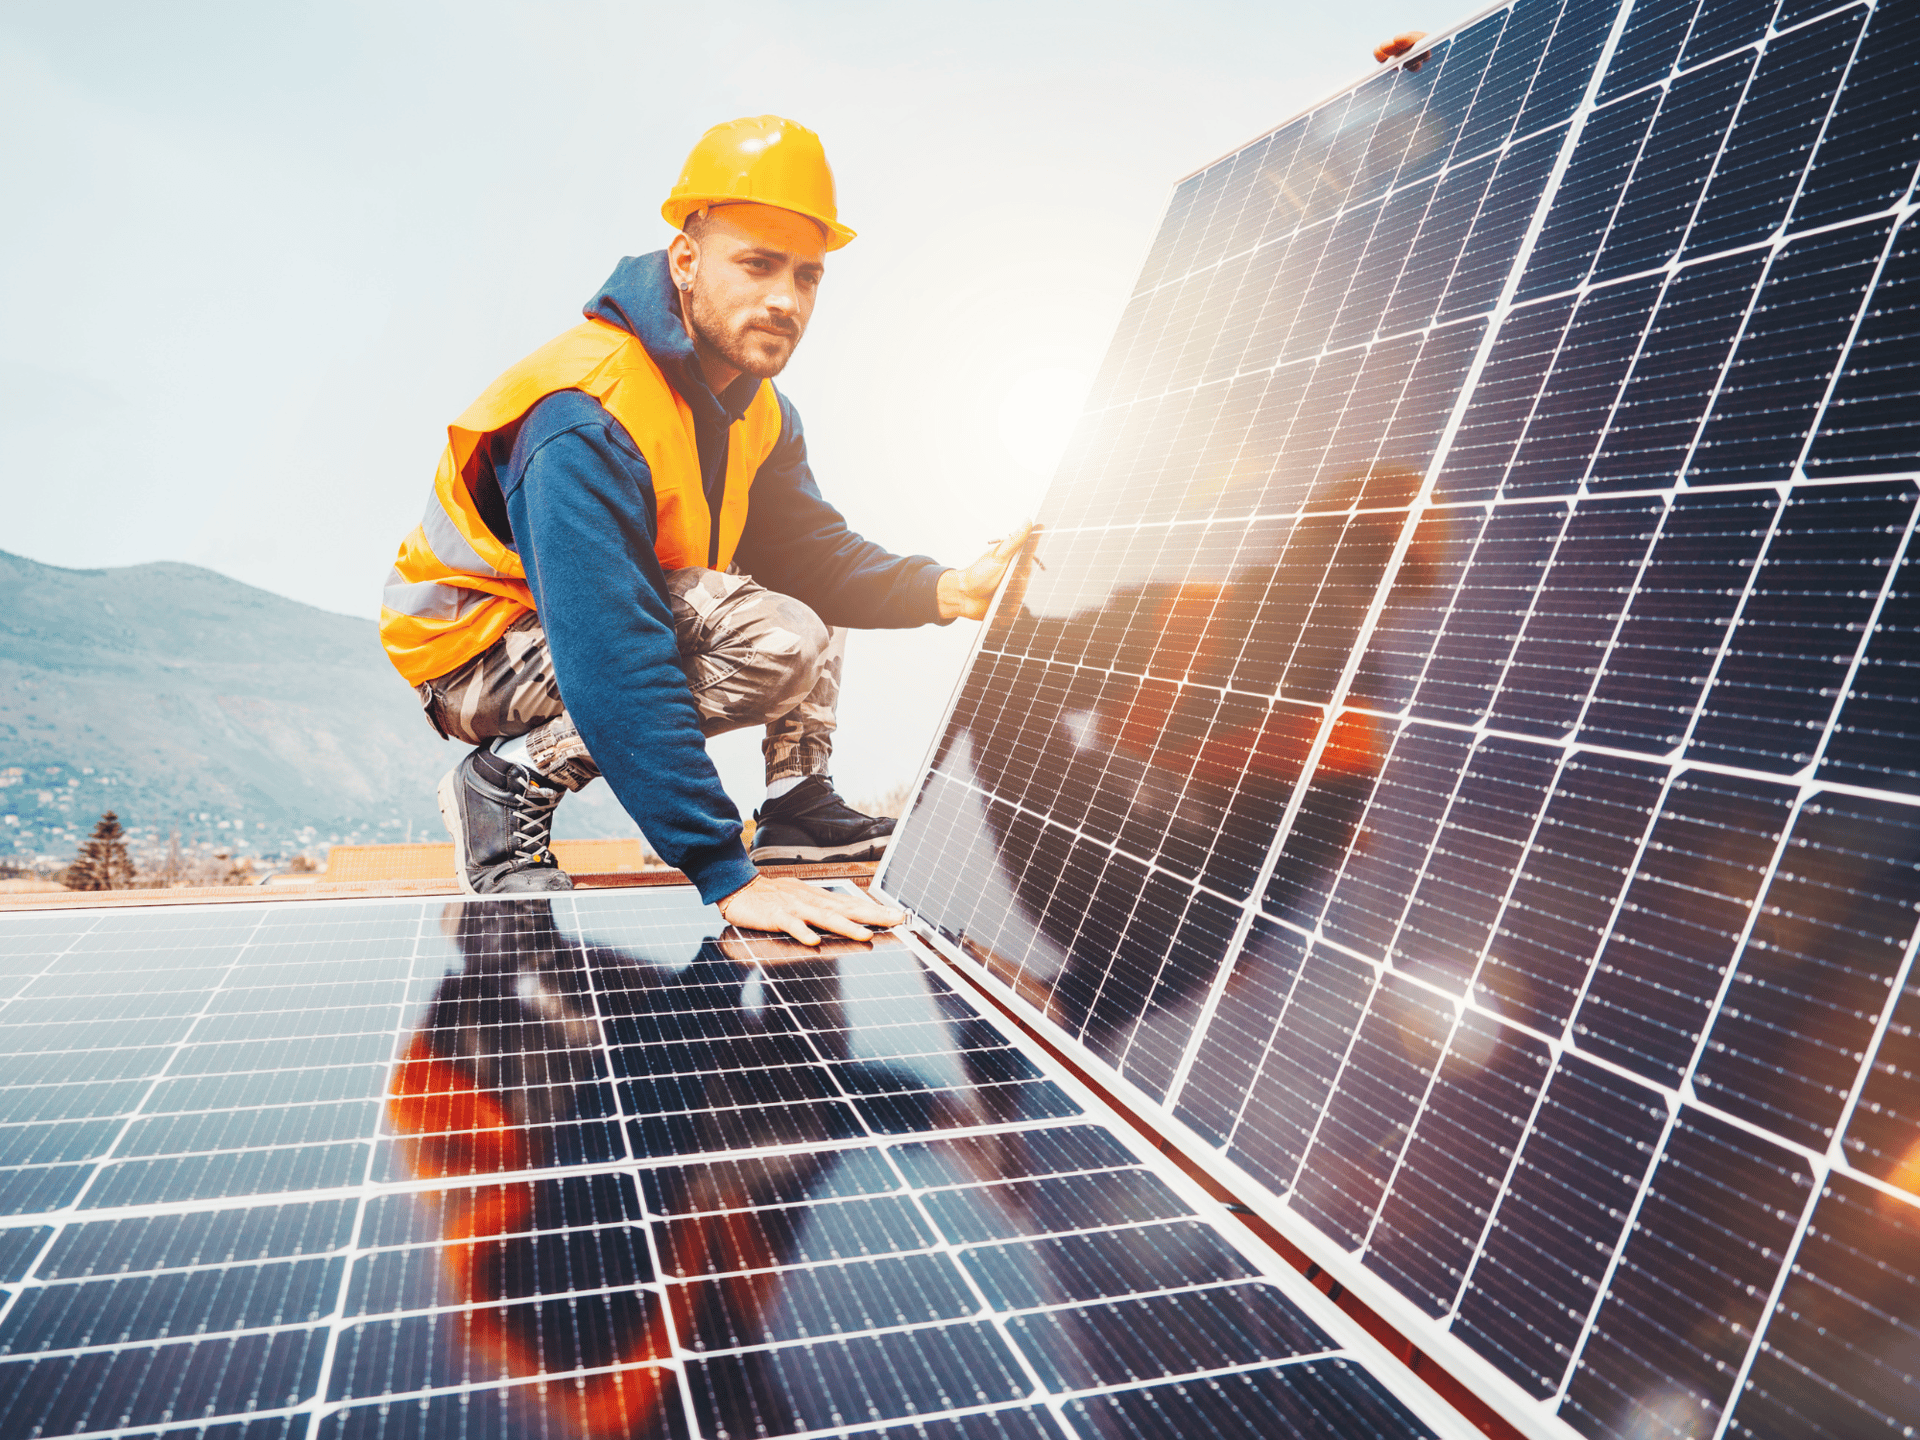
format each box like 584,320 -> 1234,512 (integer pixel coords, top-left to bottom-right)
670,203 -> 826,381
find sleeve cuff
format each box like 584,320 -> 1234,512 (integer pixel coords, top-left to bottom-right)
682,841 -> 758,907
915,562 -> 954,626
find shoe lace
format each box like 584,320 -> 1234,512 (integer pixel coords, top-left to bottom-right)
509,772 -> 563,867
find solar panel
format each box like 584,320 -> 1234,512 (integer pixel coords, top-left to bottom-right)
0,890 -> 1467,1439
880,0 -> 1920,1435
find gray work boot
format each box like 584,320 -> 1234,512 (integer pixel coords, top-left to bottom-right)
437,745 -> 573,894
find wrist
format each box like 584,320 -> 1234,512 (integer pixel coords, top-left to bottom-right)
716,874 -> 761,922
935,569 -> 963,622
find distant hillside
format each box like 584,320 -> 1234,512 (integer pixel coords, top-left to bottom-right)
0,551 -> 636,860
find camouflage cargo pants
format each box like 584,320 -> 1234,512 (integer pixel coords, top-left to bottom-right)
418,568 -> 842,791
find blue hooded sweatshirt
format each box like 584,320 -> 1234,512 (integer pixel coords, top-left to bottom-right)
475,252 -> 948,902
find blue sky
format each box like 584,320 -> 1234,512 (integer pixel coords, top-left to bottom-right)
1,0 -> 1430,806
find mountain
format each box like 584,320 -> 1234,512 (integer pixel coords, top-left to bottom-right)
0,550 -> 637,861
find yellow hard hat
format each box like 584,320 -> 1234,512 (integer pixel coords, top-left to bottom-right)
662,116 -> 856,251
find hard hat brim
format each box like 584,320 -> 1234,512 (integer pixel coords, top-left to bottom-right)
662,196 -> 856,251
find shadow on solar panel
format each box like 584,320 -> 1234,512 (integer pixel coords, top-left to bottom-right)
319,897 -> 1405,1440
894,502 -> 1479,1081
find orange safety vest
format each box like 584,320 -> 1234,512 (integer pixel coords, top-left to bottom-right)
380,316 -> 785,686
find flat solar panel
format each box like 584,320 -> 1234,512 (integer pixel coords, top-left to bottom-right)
880,0 -> 1920,1435
0,891 -> 1465,1440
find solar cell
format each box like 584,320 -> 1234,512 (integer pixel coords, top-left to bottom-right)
882,0 -> 1920,1433
0,889 -> 1459,1439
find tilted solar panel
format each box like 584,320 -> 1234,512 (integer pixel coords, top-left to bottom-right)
0,891 -> 1466,1440
880,0 -> 1920,1435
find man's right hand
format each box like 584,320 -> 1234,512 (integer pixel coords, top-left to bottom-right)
716,873 -> 907,945
937,522 -> 1037,621
1375,31 -> 1431,70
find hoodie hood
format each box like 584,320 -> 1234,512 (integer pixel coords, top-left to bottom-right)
583,252 -> 764,428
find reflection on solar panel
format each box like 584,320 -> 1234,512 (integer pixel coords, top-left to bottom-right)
881,0 -> 1920,1435
0,892 -> 1460,1439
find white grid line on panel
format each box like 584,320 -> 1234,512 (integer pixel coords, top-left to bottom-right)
1704,968 -> 1917,1440
1352,997 -> 1483,1257
915,647 -> 1920,908
1208,825 -> 1920,1226
1746,0 -> 1878,256
284,903 -> 429,1439
1551,490 -> 1679,750
1562,267 -> 1685,491
1161,0 -> 1640,1114
1245,714 -> 1427,1002
886,929 -> 1497,1440
0,910 -> 277,1345
1787,217 -> 1912,485
1326,708 -> 1920,808
1672,192 -> 1907,494
1389,592 -> 1573,941
0,914 -> 109,1331
1483,299 -> 1587,499
1264,959 -> 1389,1203
71,1402 -> 316,1440
1629,477 -> 1789,764
1660,1 -> 1774,275
0,914 -> 102,1022
1826,915 -> 1920,1169
1552,789 -> 1816,1401
567,891 -> 710,1440
1491,762 -> 1671,1056
1353,739 -> 1585,1260
1412,1032 -> 1564,1328
1214,907 -> 1341,1158
1559,55 -> 1672,291
318,1364 -> 688,1440
1015,452 -> 1920,549
1544,1102 -> 1680,1408
1794,483 -> 1920,785
903,836 -> 1920,1437
1673,786 -> 1839,1102
0,902 -> 432,1440
640,939 -> 1072,1432
1455,744 -> 1585,1000
1172,0 -> 1519,185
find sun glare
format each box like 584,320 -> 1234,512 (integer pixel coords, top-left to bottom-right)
995,367 -> 1093,480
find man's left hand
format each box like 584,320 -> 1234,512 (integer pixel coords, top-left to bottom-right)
937,522 -> 1035,621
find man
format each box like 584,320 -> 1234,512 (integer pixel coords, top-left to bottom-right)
381,116 -> 1025,944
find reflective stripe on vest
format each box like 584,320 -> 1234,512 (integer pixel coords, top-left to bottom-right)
379,318 -> 784,687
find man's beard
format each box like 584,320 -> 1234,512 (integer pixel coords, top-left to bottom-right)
686,288 -> 800,380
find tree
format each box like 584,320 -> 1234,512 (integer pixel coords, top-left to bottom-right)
67,812 -> 135,891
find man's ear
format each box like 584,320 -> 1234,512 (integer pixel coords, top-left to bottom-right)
667,231 -> 697,293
